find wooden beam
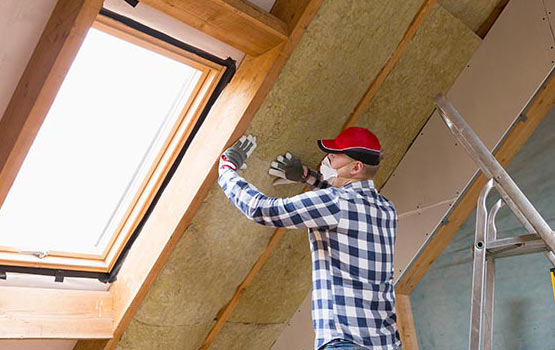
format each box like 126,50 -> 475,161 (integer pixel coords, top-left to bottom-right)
0,0 -> 103,210
343,0 -> 437,129
396,294 -> 419,350
140,0 -> 288,56
396,71 -> 555,294
270,0 -> 312,32
476,0 -> 510,39
0,287 -> 112,339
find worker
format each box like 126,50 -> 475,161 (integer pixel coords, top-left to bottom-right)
217,127 -> 401,350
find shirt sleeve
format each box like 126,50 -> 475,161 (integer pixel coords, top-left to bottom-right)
218,168 -> 341,229
304,167 -> 332,189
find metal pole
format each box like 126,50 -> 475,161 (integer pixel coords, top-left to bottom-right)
469,179 -> 495,350
483,199 -> 501,350
435,94 -> 555,253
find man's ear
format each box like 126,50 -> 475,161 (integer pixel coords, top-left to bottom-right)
353,161 -> 364,174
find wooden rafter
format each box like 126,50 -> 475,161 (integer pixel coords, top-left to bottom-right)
396,72 -> 555,294
140,0 -> 288,56
396,294 -> 419,350
0,286 -> 112,339
0,0 -> 104,211
476,0 -> 510,39
343,0 -> 437,129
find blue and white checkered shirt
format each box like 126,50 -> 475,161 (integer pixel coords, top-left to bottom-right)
218,168 -> 401,350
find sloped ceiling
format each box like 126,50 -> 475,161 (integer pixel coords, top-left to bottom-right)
110,1 -> 487,349
0,0 -> 507,349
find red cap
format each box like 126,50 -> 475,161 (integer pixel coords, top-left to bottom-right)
317,127 -> 381,165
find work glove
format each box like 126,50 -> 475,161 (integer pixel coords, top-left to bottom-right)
219,134 -> 257,174
268,152 -> 309,186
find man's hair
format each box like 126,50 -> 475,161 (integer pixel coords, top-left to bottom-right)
361,163 -> 379,179
360,152 -> 383,179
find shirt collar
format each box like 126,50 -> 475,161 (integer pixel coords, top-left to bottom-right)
342,179 -> 375,190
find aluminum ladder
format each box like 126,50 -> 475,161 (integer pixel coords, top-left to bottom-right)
434,94 -> 555,350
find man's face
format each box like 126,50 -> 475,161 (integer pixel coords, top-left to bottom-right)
325,153 -> 362,186
327,153 -> 355,170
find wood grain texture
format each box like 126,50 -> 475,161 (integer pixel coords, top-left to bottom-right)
396,72 -> 555,294
0,287 -> 112,339
396,294 -> 419,350
140,0 -> 288,55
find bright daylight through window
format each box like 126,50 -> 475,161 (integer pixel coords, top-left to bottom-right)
0,25 -> 206,265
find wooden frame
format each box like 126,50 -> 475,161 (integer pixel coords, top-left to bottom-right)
0,0 -> 294,344
0,14 -> 226,272
139,0 -> 288,56
0,286 -> 112,339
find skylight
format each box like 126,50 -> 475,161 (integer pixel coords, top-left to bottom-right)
0,27 -> 202,256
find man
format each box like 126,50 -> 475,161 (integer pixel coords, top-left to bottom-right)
218,127 -> 401,350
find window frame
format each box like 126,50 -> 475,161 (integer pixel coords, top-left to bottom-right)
0,13 -> 228,273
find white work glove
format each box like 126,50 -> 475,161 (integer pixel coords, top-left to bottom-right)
268,152 -> 309,186
219,135 -> 257,173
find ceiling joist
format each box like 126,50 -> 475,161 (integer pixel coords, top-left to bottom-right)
140,0 -> 288,56
0,286 -> 112,339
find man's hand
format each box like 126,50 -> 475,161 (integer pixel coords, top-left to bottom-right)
219,135 -> 257,174
268,152 -> 309,186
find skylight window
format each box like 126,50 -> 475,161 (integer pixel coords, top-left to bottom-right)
0,16 -> 228,271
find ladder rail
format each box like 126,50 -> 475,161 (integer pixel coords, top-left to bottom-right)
434,94 -> 555,255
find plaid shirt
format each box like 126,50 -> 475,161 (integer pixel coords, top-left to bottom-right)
218,168 -> 401,350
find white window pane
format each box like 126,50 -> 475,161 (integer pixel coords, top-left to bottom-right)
0,28 -> 202,255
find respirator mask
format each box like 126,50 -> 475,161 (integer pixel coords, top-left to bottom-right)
319,156 -> 360,185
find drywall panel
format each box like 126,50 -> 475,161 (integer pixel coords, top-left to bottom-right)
271,293 -> 314,350
411,111 -> 555,349
0,0 -> 56,120
388,0 -> 555,281
381,111 -> 478,215
117,1 -> 428,349
394,200 -> 455,279
438,0 -> 505,32
358,4 -> 481,190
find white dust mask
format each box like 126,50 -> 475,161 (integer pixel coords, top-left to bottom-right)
320,156 -> 360,185
319,156 -> 337,183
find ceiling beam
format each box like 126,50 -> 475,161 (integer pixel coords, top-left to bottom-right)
343,0 -> 437,129
140,0 -> 288,56
476,0 -> 510,39
396,71 -> 555,294
396,294 -> 419,350
0,0 -> 104,210
0,286 -> 112,339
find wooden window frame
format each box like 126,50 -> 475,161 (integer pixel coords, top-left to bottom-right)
0,14 -> 227,273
